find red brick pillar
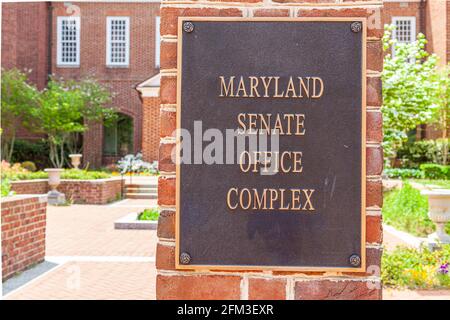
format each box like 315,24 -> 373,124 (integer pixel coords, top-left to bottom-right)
142,96 -> 161,162
157,0 -> 384,300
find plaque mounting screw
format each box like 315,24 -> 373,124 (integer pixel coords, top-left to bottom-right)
180,252 -> 191,265
351,22 -> 362,33
183,21 -> 194,33
349,254 -> 361,267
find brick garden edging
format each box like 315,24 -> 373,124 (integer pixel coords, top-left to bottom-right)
1,194 -> 47,281
10,177 -> 123,205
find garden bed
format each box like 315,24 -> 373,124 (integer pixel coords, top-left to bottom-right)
114,208 -> 159,230
114,213 -> 158,230
1,194 -> 47,280
10,177 -> 123,205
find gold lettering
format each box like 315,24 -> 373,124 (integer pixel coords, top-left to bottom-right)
302,189 -> 315,210
236,76 -> 248,97
260,77 -> 273,97
219,76 -> 235,97
291,189 -> 302,210
285,77 -> 297,98
299,77 -> 310,98
227,188 -> 238,210
273,77 -> 285,98
312,77 -> 324,98
249,76 -> 260,98
240,188 -> 252,210
253,188 -> 267,209
295,114 -> 306,135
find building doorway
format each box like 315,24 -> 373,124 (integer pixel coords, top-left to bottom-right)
103,113 -> 134,158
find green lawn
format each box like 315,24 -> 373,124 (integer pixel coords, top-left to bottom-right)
383,182 -> 450,237
411,179 -> 450,189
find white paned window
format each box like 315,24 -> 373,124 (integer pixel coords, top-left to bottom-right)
392,17 -> 416,56
57,16 -> 80,66
155,16 -> 160,68
106,17 -> 130,67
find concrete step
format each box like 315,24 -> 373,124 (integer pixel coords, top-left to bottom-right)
125,193 -> 158,200
125,187 -> 157,193
125,183 -> 157,188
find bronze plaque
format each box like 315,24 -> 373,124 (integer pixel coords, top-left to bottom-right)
176,18 -> 366,272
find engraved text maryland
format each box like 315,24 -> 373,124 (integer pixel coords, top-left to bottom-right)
220,75 -> 325,212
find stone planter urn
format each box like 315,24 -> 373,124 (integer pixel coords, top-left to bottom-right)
69,154 -> 82,169
44,168 -> 66,205
421,189 -> 450,245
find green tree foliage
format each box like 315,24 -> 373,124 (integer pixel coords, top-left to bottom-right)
430,66 -> 450,164
25,77 -> 117,168
1,69 -> 39,162
382,25 -> 439,164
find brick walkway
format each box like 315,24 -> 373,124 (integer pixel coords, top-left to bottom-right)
5,200 -> 157,300
4,198 -> 448,300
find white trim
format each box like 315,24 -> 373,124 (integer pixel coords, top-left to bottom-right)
106,16 -> 130,67
139,87 -> 160,97
155,16 -> 161,68
57,16 -> 80,66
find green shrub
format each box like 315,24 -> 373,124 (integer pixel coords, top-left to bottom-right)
4,169 -> 111,181
1,178 -> 12,197
21,161 -> 37,172
382,245 -> 450,289
60,169 -> 110,180
419,163 -> 450,180
10,139 -> 53,170
138,208 -> 159,221
396,139 -> 444,169
4,171 -> 47,181
384,168 -> 424,179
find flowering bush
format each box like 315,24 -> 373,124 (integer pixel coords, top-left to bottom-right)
116,153 -> 158,175
382,245 -> 450,289
1,160 -> 30,180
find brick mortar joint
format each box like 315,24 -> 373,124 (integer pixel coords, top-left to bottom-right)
157,269 -> 382,281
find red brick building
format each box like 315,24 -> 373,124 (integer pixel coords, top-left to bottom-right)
383,0 -> 449,66
2,1 -> 449,167
1,1 -> 161,167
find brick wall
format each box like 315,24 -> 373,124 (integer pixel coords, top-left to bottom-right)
157,0 -> 384,300
142,96 -> 161,162
425,0 -> 449,66
9,180 -> 48,195
1,2 -> 50,141
58,178 -> 123,204
10,178 -> 123,205
50,2 -> 161,167
1,2 -> 50,90
382,1 -> 422,33
1,195 -> 47,281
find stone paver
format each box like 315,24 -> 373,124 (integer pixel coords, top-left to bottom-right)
5,261 -> 156,300
4,199 -> 157,300
46,204 -> 157,257
383,227 -> 414,252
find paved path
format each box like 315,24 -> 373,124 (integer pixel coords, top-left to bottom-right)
5,200 -> 157,300
4,196 -> 448,300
